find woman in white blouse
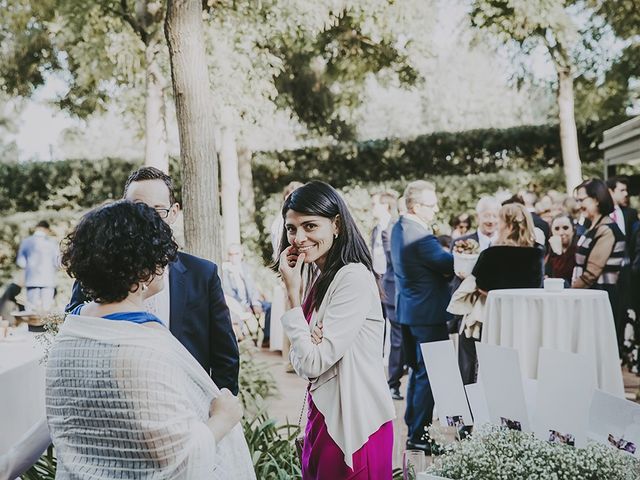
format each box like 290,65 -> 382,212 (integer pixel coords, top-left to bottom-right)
277,181 -> 395,479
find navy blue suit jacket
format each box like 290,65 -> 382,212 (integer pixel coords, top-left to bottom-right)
391,216 -> 454,327
67,251 -> 240,394
381,222 -> 396,312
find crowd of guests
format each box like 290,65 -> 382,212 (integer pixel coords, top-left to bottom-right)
4,171 -> 638,480
368,176 -> 638,456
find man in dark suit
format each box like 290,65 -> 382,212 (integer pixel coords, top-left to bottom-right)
372,191 -> 404,400
607,177 -> 639,353
607,177 -> 639,248
450,196 -> 500,385
391,180 -> 453,453
68,167 -> 239,394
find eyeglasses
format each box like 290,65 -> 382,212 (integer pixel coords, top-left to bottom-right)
553,225 -> 571,231
154,208 -> 172,219
575,197 -> 588,203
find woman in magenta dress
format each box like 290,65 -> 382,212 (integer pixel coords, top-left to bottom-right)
277,181 -> 395,479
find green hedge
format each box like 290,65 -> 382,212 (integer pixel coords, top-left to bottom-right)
0,123 -> 600,214
0,157 -> 184,213
251,124 -> 601,196
0,123 -> 606,268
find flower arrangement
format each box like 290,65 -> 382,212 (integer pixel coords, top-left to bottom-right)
426,424 -> 640,480
452,238 -> 480,255
452,239 -> 480,277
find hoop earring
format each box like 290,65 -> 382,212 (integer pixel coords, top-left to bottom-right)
334,233 -> 338,239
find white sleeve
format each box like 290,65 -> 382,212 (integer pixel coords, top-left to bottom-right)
282,267 -> 372,379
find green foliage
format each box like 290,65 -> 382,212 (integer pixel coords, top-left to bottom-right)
21,447 -> 56,480
470,0 -> 580,71
0,157 -> 187,213
238,340 -> 278,414
252,124 -> 600,197
238,339 -> 302,479
243,413 -> 302,479
575,1 -> 640,142
271,7 -> 418,140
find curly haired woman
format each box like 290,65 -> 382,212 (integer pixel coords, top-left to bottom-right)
46,201 -> 255,479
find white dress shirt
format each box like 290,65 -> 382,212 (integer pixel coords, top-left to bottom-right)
404,213 -> 432,233
143,269 -> 171,327
477,230 -> 498,252
371,222 -> 388,275
611,205 -> 626,235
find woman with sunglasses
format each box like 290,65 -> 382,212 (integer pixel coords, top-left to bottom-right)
571,180 -> 625,294
545,214 -> 577,285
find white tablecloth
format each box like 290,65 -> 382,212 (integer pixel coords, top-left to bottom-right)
483,288 -> 624,397
0,333 -> 46,456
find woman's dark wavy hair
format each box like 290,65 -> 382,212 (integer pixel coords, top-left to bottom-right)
275,181 -> 373,311
61,200 -> 178,304
575,178 -> 615,216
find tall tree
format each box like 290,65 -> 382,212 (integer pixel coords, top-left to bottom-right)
575,0 -> 640,141
470,0 -> 588,192
201,1 -> 418,248
0,0 -> 170,170
165,0 -> 221,263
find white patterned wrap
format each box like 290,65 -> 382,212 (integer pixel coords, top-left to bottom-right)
45,314 -> 255,479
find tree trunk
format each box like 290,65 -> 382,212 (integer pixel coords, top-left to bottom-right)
237,142 -> 256,229
219,124 -> 241,249
165,0 -> 221,263
557,66 -> 582,193
144,38 -> 169,172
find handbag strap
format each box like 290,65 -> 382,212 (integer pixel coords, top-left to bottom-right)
297,383 -> 311,428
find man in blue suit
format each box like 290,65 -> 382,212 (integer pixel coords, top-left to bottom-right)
391,180 -> 453,453
68,167 -> 239,394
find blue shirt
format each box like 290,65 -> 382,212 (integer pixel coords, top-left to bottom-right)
16,232 -> 60,288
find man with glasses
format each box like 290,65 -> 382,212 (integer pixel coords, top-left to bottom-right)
68,167 -> 239,394
391,180 -> 454,454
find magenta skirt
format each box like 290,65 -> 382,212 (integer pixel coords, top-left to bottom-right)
301,393 -> 394,480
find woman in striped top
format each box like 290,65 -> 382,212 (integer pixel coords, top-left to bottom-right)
572,179 -> 625,323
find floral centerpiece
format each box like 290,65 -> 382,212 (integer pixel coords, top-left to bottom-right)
424,424 -> 640,480
452,238 -> 480,277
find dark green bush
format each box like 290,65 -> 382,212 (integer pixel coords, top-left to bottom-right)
251,124 -> 601,197
0,157 -> 183,213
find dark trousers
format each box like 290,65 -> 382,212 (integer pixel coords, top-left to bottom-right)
458,329 -> 479,385
387,318 -> 404,390
403,324 -> 449,443
259,300 -> 272,341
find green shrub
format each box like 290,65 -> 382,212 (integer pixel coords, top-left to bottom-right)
251,124 -> 602,198
0,157 -> 183,214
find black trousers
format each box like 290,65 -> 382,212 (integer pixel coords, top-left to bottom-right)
458,327 -> 479,385
387,317 -> 404,390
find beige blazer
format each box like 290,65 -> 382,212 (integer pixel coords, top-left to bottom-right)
281,263 -> 395,468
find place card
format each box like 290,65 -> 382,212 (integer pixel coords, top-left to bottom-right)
465,381 -> 490,426
476,343 -> 531,432
588,389 -> 640,457
421,340 -> 473,428
534,348 -> 596,448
